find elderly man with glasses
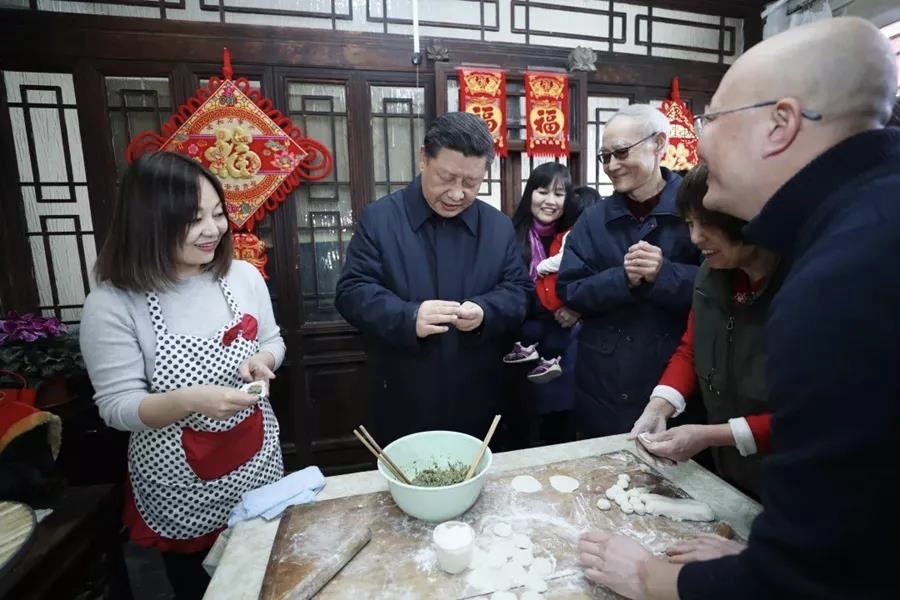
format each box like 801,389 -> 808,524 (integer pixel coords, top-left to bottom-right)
578,16 -> 900,600
558,104 -> 701,439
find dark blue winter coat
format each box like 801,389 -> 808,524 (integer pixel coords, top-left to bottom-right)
335,175 -> 531,443
557,169 -> 700,436
679,128 -> 900,600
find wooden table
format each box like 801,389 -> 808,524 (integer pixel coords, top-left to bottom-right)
204,434 -> 762,599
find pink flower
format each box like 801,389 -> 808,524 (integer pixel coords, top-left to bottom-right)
0,311 -> 66,345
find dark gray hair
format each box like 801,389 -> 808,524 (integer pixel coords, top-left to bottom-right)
423,111 -> 495,168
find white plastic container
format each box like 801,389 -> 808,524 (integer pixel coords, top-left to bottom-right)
432,520 -> 474,574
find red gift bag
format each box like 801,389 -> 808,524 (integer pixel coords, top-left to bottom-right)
0,370 -> 37,406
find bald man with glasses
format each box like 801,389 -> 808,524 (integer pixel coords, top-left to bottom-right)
578,17 -> 900,600
558,104 -> 701,439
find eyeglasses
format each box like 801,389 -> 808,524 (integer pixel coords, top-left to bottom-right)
598,133 -> 658,165
693,100 -> 822,134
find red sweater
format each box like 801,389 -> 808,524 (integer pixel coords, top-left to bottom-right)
658,310 -> 772,453
534,230 -> 568,312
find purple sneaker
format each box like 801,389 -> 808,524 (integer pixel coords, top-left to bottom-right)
503,342 -> 539,364
527,356 -> 562,383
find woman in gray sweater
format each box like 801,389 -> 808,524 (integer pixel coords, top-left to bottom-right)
79,152 -> 285,599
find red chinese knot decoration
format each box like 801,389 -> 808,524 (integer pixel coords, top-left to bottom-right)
457,67 -> 508,157
126,49 -> 333,278
658,77 -> 699,171
524,71 -> 570,158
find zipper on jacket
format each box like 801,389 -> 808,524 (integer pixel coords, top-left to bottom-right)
724,313 -> 735,403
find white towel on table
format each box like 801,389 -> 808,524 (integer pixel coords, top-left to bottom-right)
228,465 -> 326,526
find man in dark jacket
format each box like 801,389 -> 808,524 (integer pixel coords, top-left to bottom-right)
558,104 -> 701,437
578,16 -> 900,599
335,112 -> 530,443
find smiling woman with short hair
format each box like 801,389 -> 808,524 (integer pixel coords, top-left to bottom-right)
80,151 -> 286,598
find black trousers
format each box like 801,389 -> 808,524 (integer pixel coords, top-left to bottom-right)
162,550 -> 211,600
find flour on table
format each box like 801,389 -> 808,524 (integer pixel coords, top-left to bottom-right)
511,475 -> 542,493
485,543 -> 514,568
490,592 -> 517,600
549,475 -> 580,493
413,545 -> 437,572
512,533 -> 533,550
520,592 -> 544,600
511,547 -> 534,567
529,556 -> 555,578
493,522 -> 513,537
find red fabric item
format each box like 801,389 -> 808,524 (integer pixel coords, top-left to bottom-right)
0,371 -> 62,458
458,67 -> 508,157
0,370 -> 36,405
535,230 -> 568,312
221,313 -> 258,347
122,481 -> 222,553
181,405 -> 264,480
524,71 -> 570,158
731,270 -> 766,305
745,414 -> 772,453
658,310 -> 698,397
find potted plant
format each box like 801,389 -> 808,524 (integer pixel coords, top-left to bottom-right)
0,311 -> 86,407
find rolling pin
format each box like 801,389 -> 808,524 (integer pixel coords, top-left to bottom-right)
282,524 -> 372,600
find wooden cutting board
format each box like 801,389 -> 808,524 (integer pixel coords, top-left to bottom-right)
261,450 -> 738,599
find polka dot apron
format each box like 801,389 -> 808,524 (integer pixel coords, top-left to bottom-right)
127,278 -> 283,540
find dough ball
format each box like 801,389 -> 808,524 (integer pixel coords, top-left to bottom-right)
605,485 -> 625,500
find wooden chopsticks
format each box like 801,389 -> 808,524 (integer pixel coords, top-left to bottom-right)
353,426 -> 412,485
464,414 -> 501,481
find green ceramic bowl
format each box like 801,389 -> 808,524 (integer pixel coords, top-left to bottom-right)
377,430 -> 493,522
